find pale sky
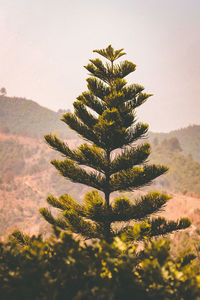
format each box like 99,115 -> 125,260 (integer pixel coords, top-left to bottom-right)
0,0 -> 199,132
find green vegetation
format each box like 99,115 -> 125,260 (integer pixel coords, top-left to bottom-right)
40,45 -> 190,241
0,231 -> 199,300
0,46 -> 199,299
0,96 -> 74,138
150,137 -> 200,195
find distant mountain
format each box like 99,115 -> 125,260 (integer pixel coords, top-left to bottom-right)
150,138 -> 200,196
0,96 -> 74,138
149,125 -> 200,162
1,96 -> 199,163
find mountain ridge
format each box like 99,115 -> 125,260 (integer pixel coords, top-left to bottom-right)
0,96 -> 73,138
1,95 -> 200,162
149,125 -> 200,162
0,96 -> 200,238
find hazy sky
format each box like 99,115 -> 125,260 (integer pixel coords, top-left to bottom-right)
0,0 -> 199,132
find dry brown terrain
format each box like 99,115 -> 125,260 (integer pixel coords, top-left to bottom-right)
0,133 -> 199,240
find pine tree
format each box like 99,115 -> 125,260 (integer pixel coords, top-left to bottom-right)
40,45 -> 190,242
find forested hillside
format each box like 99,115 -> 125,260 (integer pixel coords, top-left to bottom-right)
0,96 -> 74,138
0,95 -> 200,162
149,125 -> 200,162
149,137 -> 200,195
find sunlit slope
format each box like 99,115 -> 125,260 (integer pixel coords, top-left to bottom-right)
0,96 -> 74,138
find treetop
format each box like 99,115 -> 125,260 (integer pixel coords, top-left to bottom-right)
93,44 -> 126,62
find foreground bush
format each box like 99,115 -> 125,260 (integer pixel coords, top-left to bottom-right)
0,231 -> 199,300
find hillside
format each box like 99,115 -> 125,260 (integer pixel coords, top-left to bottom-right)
1,96 -> 200,163
0,96 -> 74,138
0,96 -> 200,238
0,132 -> 200,239
149,125 -> 200,162
0,133 -> 91,237
149,138 -> 200,196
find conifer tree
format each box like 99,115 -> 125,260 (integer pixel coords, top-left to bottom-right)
40,45 -> 190,242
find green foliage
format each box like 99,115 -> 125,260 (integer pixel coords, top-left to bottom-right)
41,45 -> 190,241
138,239 -> 200,299
0,231 -> 199,300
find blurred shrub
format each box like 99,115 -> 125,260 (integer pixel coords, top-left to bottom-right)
0,232 -> 199,300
